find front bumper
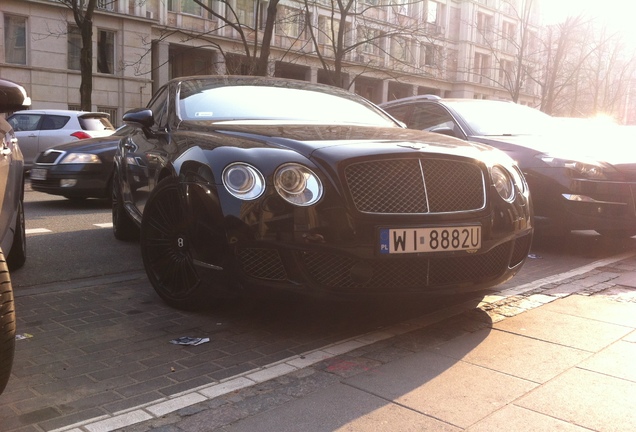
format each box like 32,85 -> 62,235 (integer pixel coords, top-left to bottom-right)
228,231 -> 533,298
532,177 -> 636,232
30,164 -> 111,199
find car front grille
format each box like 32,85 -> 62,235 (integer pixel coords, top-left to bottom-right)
35,150 -> 64,164
344,158 -> 485,214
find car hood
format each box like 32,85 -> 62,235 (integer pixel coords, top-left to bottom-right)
49,135 -> 121,154
190,123 -> 491,158
471,130 -> 636,168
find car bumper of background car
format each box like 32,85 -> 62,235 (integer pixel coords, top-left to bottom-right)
534,180 -> 636,232
30,164 -> 110,198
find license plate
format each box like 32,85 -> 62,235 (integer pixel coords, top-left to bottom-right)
379,226 -> 481,254
30,168 -> 47,181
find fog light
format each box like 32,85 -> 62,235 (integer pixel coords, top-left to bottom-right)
60,179 -> 77,188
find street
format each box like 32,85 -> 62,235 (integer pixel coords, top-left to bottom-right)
1,184 -> 635,431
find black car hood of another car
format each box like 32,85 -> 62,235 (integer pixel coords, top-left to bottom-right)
47,135 -> 122,155
185,122 -> 489,158
470,129 -> 636,168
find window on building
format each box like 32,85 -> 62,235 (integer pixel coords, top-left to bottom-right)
391,0 -> 411,16
97,0 -> 116,12
4,15 -> 27,65
231,0 -> 256,27
391,37 -> 414,64
98,107 -> 118,126
476,12 -> 493,44
359,27 -> 382,56
421,44 -> 438,67
277,6 -> 305,38
168,0 -> 202,16
499,59 -> 513,84
97,30 -> 115,74
318,16 -> 339,46
502,21 -> 516,52
426,1 -> 439,23
68,25 -> 82,71
473,52 -> 491,83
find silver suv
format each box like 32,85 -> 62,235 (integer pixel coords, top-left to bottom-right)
7,109 -> 115,169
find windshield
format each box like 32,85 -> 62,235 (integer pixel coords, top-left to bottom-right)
445,100 -> 554,136
178,84 -> 397,127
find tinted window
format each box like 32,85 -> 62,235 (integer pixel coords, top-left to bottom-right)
41,115 -> 70,130
384,105 -> 411,122
409,104 -> 455,131
8,113 -> 41,132
78,115 -> 114,131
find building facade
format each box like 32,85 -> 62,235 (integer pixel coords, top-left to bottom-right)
0,0 -> 541,125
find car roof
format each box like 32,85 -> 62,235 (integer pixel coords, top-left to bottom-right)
381,95 -> 516,108
10,109 -> 110,117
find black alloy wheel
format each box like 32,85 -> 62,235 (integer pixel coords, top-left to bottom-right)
0,250 -> 16,395
112,170 -> 139,241
141,177 -> 203,309
7,199 -> 26,271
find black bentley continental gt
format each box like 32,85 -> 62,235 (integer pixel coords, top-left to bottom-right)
113,76 -> 533,309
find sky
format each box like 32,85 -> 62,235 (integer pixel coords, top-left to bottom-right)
539,0 -> 636,45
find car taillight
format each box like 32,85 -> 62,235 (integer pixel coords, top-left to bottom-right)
71,131 -> 91,140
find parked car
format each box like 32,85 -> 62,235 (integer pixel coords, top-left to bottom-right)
30,125 -> 132,200
112,76 -> 533,309
7,109 -> 115,170
0,78 -> 30,395
380,95 -> 636,238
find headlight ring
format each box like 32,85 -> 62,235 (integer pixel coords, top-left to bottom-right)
274,163 -> 323,206
222,163 -> 265,200
491,165 -> 515,202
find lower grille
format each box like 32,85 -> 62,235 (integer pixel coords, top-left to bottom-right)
299,242 -> 512,293
510,233 -> 532,267
239,248 -> 287,281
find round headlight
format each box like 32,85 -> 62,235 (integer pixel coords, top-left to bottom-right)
491,165 -> 515,202
274,163 -> 323,206
222,163 -> 265,200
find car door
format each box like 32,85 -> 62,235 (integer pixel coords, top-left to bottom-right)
0,117 -> 21,253
122,86 -> 170,216
7,113 -> 41,165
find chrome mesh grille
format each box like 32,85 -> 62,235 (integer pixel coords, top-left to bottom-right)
239,248 -> 287,281
344,158 -> 485,214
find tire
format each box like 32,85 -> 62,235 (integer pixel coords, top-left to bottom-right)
0,250 -> 16,395
112,170 -> 139,241
141,178 -> 212,310
596,229 -> 636,239
7,199 -> 26,271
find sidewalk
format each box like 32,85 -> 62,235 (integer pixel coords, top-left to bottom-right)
68,252 -> 636,432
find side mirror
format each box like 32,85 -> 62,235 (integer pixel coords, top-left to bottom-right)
429,126 -> 459,138
0,79 -> 31,113
122,108 -> 154,129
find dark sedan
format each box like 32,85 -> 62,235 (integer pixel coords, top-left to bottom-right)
381,96 -> 636,238
0,78 -> 30,395
30,126 -> 131,200
113,76 -> 533,309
